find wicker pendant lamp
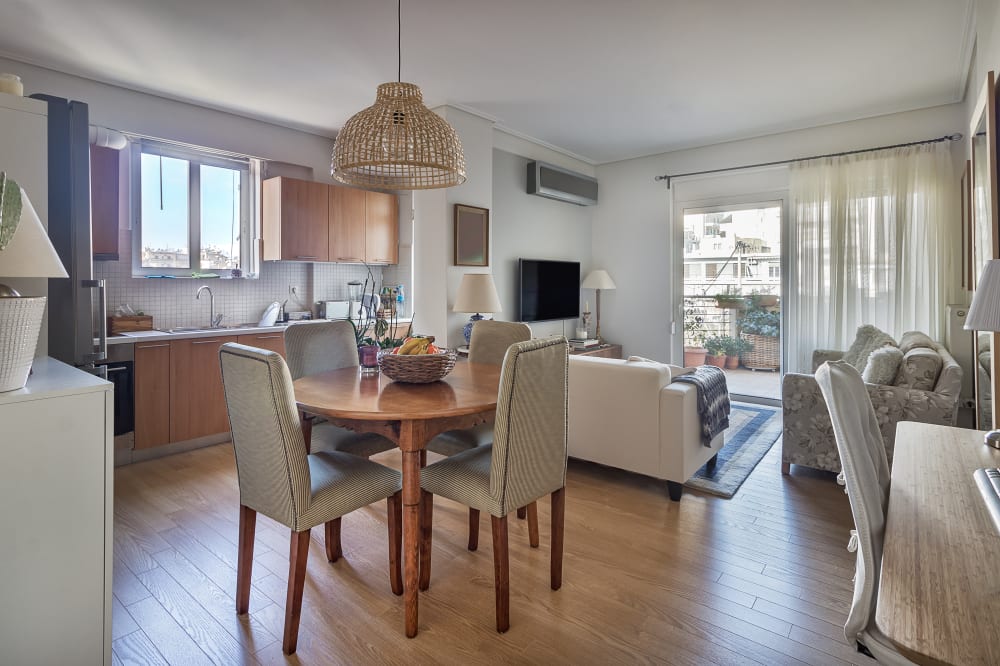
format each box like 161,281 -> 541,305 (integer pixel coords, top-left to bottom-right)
331,1 -> 466,190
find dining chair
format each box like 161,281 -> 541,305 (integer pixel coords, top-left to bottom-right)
418,336 -> 568,632
425,319 -> 534,546
815,360 -> 915,665
284,320 -> 396,458
219,343 -> 403,655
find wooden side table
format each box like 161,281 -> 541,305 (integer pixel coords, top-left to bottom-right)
570,343 -> 622,359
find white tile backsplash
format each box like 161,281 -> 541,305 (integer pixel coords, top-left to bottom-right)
96,228 -> 381,330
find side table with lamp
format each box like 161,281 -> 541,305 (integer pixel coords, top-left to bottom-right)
581,269 -> 616,343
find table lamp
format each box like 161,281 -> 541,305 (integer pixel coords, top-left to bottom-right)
581,269 -> 616,343
453,273 -> 502,344
0,178 -> 68,392
965,258 -> 1000,447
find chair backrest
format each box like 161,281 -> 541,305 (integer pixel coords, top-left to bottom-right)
284,320 -> 359,380
469,320 -> 532,365
815,360 -> 891,644
489,336 -> 568,513
219,343 -> 311,529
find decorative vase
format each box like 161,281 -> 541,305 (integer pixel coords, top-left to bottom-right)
463,313 -> 484,344
706,354 -> 727,368
358,344 -> 380,374
683,347 -> 707,367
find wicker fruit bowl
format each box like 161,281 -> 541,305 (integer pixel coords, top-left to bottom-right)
378,348 -> 458,383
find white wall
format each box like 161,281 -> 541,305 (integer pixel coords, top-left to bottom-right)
594,102 -> 966,362
491,149 -> 593,339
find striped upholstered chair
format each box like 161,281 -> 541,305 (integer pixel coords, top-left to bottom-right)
284,320 -> 395,457
219,343 -> 403,655
418,336 -> 568,632
426,320 -> 532,457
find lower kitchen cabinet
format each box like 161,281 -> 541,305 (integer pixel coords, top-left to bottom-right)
237,332 -> 286,356
134,340 -> 171,449
170,335 -> 238,442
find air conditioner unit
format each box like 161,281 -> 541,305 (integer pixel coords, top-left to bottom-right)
527,161 -> 598,206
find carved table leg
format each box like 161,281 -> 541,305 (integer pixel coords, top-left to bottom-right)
399,420 -> 426,638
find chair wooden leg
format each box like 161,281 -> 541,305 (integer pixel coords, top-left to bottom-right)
387,491 -> 403,596
420,449 -> 427,468
468,508 -> 480,551
236,505 -> 256,614
324,517 -> 342,562
419,490 -> 433,591
526,501 -> 539,548
491,514 -> 510,633
516,506 -> 526,519
781,462 -> 791,475
551,487 -> 565,591
283,529 -> 311,655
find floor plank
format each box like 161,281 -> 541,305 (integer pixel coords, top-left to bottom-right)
112,440 -> 869,664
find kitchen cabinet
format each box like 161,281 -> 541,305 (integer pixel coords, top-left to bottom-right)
365,190 -> 399,264
90,144 -> 123,260
329,185 -> 367,263
0,358 -> 113,664
237,332 -> 286,356
262,176 -> 329,262
134,341 -> 171,449
169,335 -> 238,442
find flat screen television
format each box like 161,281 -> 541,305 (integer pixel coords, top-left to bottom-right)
518,259 -> 580,322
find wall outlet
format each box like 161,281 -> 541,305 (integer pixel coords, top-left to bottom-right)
289,285 -> 300,297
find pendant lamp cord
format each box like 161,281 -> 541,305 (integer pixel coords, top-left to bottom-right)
397,0 -> 401,82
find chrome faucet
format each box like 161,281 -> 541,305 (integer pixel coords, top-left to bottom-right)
196,285 -> 222,328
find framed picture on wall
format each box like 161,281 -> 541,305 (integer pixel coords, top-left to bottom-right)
454,204 -> 489,266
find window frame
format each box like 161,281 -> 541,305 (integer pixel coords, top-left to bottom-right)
130,139 -> 259,278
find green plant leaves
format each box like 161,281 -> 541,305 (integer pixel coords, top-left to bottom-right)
0,172 -> 23,251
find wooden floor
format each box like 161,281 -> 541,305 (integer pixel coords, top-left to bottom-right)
111,442 -> 868,665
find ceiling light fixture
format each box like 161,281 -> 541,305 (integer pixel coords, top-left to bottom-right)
331,0 -> 466,190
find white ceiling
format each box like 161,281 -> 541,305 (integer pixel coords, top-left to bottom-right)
0,0 -> 975,164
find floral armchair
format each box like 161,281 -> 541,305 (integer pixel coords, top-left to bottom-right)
782,331 -> 962,474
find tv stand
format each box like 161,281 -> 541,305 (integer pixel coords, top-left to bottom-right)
570,343 -> 622,359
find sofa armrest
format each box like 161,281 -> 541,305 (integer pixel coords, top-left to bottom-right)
812,349 -> 845,372
659,383 -> 724,483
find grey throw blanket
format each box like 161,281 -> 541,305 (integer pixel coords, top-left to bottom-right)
673,366 -> 730,446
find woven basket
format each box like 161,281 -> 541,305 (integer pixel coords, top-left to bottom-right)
0,297 -> 46,392
741,333 -> 780,370
378,349 -> 458,383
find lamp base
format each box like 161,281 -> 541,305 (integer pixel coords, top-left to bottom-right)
463,313 -> 485,344
985,430 -> 1000,450
0,296 -> 46,392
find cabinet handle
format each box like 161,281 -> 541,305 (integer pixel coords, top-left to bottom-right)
137,343 -> 170,349
254,335 -> 283,340
295,255 -> 318,260
192,339 -> 223,344
336,256 -> 363,262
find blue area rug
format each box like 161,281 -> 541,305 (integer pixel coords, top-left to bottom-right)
684,402 -> 782,498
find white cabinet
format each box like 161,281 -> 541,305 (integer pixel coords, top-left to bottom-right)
0,358 -> 113,665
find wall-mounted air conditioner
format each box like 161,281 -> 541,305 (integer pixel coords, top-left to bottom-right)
527,161 -> 598,206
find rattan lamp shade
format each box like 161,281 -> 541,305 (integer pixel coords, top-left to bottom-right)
331,82 -> 467,190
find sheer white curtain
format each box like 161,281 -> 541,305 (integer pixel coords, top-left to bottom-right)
785,142 -> 959,373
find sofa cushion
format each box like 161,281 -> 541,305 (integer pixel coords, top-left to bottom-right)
893,347 -> 943,391
862,346 -> 904,385
842,325 -> 896,371
897,331 -> 937,354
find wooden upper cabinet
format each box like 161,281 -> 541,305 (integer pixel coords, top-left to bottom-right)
365,190 -> 399,264
262,177 -> 329,262
90,145 -> 123,260
328,185 -> 367,263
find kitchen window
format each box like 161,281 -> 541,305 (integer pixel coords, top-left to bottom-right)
131,140 -> 260,277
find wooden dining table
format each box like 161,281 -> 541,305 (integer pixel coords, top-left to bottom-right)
878,422 -> 1000,665
292,360 -> 502,637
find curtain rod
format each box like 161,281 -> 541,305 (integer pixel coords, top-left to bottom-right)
653,133 -> 963,188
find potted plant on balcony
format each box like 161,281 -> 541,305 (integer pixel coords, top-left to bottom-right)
704,335 -> 727,367
721,335 -> 752,369
739,305 -> 780,370
714,285 -> 745,310
683,305 -> 707,366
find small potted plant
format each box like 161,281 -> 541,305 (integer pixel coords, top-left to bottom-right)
683,305 -> 707,366
704,335 -> 727,368
714,285 -> 745,310
721,335 -> 752,369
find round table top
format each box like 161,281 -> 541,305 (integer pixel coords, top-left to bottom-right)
293,360 -> 502,421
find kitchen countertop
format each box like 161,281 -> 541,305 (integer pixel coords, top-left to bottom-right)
107,318 -> 414,345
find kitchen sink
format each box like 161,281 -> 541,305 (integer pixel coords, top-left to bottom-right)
165,322 -> 289,334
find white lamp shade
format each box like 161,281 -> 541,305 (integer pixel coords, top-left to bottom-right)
967,259 -> 1000,331
582,269 -> 616,290
453,273 -> 502,313
0,187 -> 67,279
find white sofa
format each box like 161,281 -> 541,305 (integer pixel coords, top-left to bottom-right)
567,355 -> 725,500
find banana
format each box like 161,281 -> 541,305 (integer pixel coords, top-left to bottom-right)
398,338 -> 422,355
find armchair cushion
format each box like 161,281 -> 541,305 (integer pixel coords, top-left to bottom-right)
861,346 -> 903,385
893,347 -> 942,391
898,331 -> 936,354
812,349 -> 846,372
841,325 -> 896,371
